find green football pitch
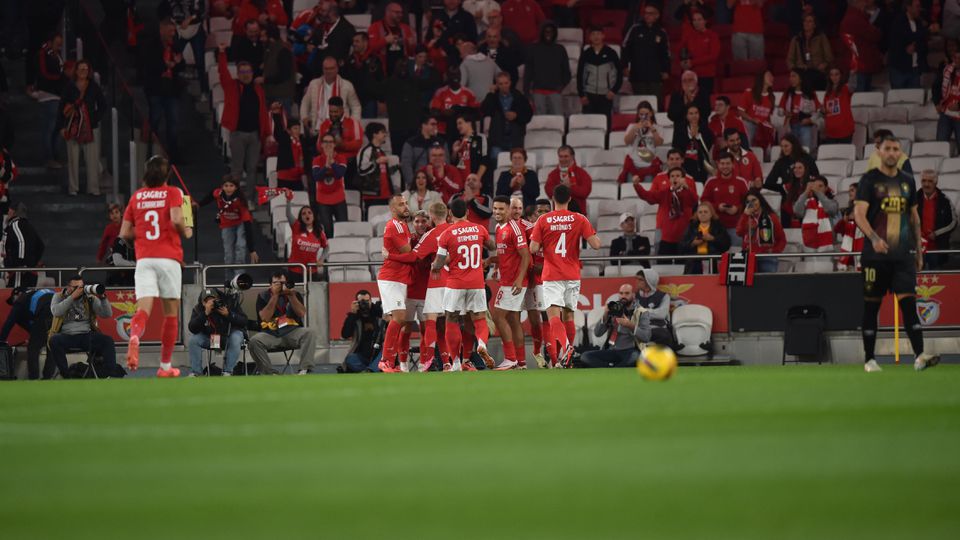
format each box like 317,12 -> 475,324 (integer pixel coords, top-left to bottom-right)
1,365 -> 958,539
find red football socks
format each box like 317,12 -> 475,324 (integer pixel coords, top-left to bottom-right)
420,320 -> 437,366
445,321 -> 463,361
398,330 -> 411,364
129,309 -> 149,340
513,337 -> 526,365
160,316 -> 178,364
549,316 -> 568,356
472,318 -> 489,348
564,320 -> 576,347
502,341 -> 516,362
530,322 -> 542,355
382,320 -> 401,366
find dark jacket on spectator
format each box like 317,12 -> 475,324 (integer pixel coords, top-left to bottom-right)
229,34 -> 265,76
680,219 -> 731,255
479,41 -> 523,85
437,6 -> 479,44
577,45 -> 623,97
138,31 -> 184,97
271,113 -> 308,179
887,12 -> 928,73
341,301 -> 384,359
496,169 -> 539,209
57,80 -> 107,130
342,49 -> 385,106
763,153 -> 820,195
524,23 -> 571,93
481,88 -> 533,151
917,188 -> 957,250
262,40 -> 297,104
187,295 -> 248,337
400,133 -> 442,186
311,15 -> 356,65
667,90 -> 711,129
672,127 -> 714,184
610,234 -> 652,268
3,214 -> 44,270
382,66 -> 434,133
622,20 -> 671,85
34,42 -> 64,96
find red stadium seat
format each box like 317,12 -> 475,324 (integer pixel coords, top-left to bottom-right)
729,59 -> 769,77
718,76 -> 754,94
611,113 -> 634,132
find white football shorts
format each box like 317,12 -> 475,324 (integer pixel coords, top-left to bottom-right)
521,284 -> 545,311
423,287 -> 447,315
134,258 -> 182,299
494,285 -> 527,312
442,288 -> 487,314
542,280 -> 581,311
377,280 -> 407,313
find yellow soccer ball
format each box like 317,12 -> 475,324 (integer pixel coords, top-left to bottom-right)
637,345 -> 678,381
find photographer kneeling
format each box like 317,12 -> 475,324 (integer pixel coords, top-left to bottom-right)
580,284 -> 650,368
47,276 -> 116,379
339,289 -> 385,373
187,288 -> 248,377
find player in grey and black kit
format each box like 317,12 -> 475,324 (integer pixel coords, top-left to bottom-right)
853,135 -> 939,373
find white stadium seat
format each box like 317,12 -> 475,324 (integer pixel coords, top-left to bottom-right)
672,304 -> 713,357
651,264 -> 685,276
328,237 -> 366,255
586,149 -> 627,167
871,122 -> 915,142
817,144 -> 856,162
566,130 -> 605,149
618,95 -> 659,113
886,88 -> 925,106
569,114 -> 607,131
588,165 -> 621,182
525,131 -> 564,150
591,183 -> 619,200
909,157 -> 943,174
333,221 -> 374,238
851,92 -> 884,108
527,115 -> 565,133
939,157 -> 960,174
911,141 -> 951,158
597,215 -> 621,232
557,27 -> 583,44
817,160 -> 851,180
938,173 -> 960,192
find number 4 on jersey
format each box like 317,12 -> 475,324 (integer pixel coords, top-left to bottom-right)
555,233 -> 567,257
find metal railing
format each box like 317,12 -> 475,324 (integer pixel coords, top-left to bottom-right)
202,263 -> 309,325
1,267 -> 85,288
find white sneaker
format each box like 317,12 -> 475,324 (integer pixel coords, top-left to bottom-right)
450,359 -> 462,372
914,352 -> 941,372
187,372 -> 198,378
222,372 -> 232,377
494,359 -> 519,371
399,361 -> 412,373
297,369 -> 309,375
533,353 -> 546,369
864,359 -> 882,373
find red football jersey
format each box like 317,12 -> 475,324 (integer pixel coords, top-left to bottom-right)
124,185 -> 184,262
495,219 -> 528,286
522,218 -> 544,286
530,210 -> 595,281
413,222 -> 451,289
437,221 -> 486,290
378,218 -> 413,283
429,86 -> 479,133
407,230 -> 431,301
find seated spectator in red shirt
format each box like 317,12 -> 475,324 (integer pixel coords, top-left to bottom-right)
679,11 -> 720,96
97,203 -> 123,264
708,97 -> 747,156
822,67 -> 855,144
633,167 -> 699,257
318,96 -> 363,157
453,173 -> 493,227
420,145 -> 463,203
640,149 -> 697,194
737,189 -> 786,273
619,101 -> 664,184
702,152 -> 751,245
545,145 -> 592,215
270,104 -> 307,191
724,129 -> 763,189
430,66 -> 480,138
285,203 -> 328,283
312,133 -> 349,236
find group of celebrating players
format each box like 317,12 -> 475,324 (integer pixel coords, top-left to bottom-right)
378,183 -> 600,372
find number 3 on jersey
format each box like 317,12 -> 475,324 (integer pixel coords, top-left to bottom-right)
457,244 -> 482,269
145,210 -> 160,240
555,233 -> 567,257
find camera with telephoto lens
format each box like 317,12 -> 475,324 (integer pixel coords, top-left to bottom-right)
83,284 -> 105,296
227,273 -> 253,291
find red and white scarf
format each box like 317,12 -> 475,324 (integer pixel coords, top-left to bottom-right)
314,77 -> 342,127
836,217 -> 863,270
802,195 -> 834,250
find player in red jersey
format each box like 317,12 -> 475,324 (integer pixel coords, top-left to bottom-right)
396,210 -> 432,372
384,201 -> 451,371
376,194 -> 413,373
529,184 -> 602,368
519,198 -> 552,368
489,196 -> 530,370
432,198 -> 496,371
119,156 -> 193,377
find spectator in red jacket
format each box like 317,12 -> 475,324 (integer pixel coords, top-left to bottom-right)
739,69 -> 777,150
736,188 -> 786,273
724,129 -> 763,189
702,152 -> 750,245
822,68 -> 855,144
97,203 -> 123,264
633,167 -> 699,257
367,2 -> 416,76
546,145 -> 593,216
680,11 -> 720,96
318,96 -> 363,157
840,0 -> 884,91
420,145 -> 463,203
313,133 -> 349,236
218,45 -> 270,201
708,96 -> 747,156
500,0 -> 546,45
730,0 -> 765,61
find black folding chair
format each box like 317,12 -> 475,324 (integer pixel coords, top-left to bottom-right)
782,305 -> 827,365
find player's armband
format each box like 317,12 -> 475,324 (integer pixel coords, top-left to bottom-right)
437,247 -> 448,257
182,195 -> 194,228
